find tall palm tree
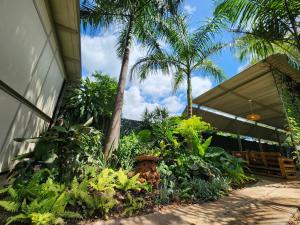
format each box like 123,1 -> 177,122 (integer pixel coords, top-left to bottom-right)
214,0 -> 300,63
130,16 -> 226,118
81,0 -> 182,158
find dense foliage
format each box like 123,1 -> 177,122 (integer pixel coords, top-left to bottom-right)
273,73 -> 300,165
61,72 -> 117,131
12,119 -> 105,184
0,169 -> 149,224
114,110 -> 252,204
0,0 -> 276,222
0,109 -> 252,224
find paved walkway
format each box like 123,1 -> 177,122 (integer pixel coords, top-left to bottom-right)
83,176 -> 300,225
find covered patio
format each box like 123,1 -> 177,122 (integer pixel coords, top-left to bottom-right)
193,54 -> 300,150
192,54 -> 300,179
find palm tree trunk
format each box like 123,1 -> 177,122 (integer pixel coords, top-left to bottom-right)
187,72 -> 193,118
104,18 -> 133,159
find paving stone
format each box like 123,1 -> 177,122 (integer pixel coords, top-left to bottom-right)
80,176 -> 300,225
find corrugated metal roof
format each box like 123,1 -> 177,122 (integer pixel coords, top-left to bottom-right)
192,54 -> 300,142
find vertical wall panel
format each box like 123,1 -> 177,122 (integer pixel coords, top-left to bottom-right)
0,104 -> 33,171
34,0 -> 52,35
24,43 -> 54,105
0,0 -> 66,172
36,59 -> 64,117
0,91 -> 20,150
0,0 -> 47,95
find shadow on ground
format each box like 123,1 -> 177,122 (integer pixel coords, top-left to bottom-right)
78,176 -> 300,225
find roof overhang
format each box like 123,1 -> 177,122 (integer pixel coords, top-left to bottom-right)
48,0 -> 81,84
193,54 -> 300,142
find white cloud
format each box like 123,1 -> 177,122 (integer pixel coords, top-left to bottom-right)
81,31 -> 214,120
131,74 -> 173,99
81,33 -> 120,77
123,86 -> 158,120
161,96 -> 185,114
179,76 -> 213,97
184,4 -> 197,14
81,33 -> 147,78
123,86 -> 185,120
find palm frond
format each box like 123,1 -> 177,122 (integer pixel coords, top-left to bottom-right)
234,34 -> 300,64
214,0 -> 300,55
172,70 -> 185,92
197,59 -> 226,83
80,2 -> 126,33
130,51 -> 179,81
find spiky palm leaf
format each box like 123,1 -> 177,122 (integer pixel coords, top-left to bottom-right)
214,0 -> 300,65
131,15 -> 226,117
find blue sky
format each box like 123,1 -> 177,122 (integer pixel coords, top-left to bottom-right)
80,0 -> 246,120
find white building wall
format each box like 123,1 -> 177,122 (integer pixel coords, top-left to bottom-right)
0,0 -> 66,172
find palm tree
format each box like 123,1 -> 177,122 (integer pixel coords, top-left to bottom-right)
80,0 -> 182,158
214,0 -> 300,63
130,16 -> 226,118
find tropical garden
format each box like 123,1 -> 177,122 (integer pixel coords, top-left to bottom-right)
0,0 -> 299,224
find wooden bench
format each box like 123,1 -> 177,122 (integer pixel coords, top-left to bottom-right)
232,151 -> 297,180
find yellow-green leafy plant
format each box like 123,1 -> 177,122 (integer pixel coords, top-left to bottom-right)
176,116 -> 213,156
69,177 -> 118,218
89,168 -> 117,192
115,170 -> 150,191
69,177 -> 94,214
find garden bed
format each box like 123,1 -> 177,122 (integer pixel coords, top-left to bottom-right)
0,114 -> 253,225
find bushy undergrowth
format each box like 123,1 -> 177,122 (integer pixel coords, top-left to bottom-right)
11,120 -> 106,184
115,111 -> 252,204
0,169 -> 149,224
0,108 -> 252,224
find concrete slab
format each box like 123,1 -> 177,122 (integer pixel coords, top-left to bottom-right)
80,176 -> 300,225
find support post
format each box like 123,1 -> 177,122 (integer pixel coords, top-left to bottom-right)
235,116 -> 243,151
275,129 -> 283,151
237,134 -> 243,151
258,138 -> 263,152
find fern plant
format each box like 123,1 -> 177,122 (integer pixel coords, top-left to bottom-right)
0,187 -> 20,213
115,170 -> 150,191
123,193 -> 145,216
0,177 -> 81,225
5,191 -> 81,225
92,189 -> 118,219
88,168 -> 116,191
70,176 -> 118,219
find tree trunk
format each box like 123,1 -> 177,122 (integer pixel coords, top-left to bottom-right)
104,18 -> 133,159
187,73 -> 193,118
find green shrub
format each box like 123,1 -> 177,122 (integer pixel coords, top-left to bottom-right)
11,121 -> 105,184
61,72 -> 117,131
180,177 -> 231,202
204,147 -> 252,185
156,162 -> 176,204
69,168 -> 149,218
112,133 -> 144,170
